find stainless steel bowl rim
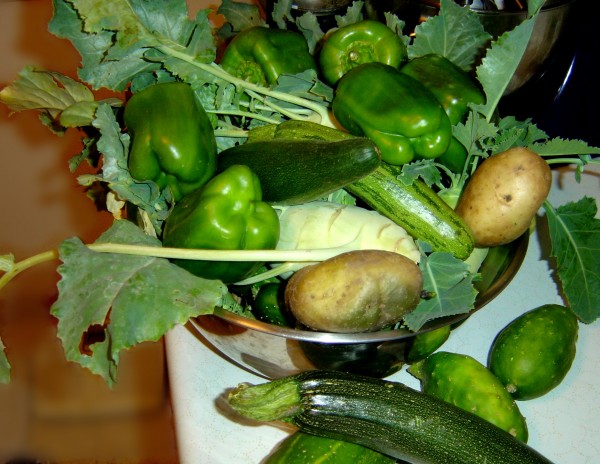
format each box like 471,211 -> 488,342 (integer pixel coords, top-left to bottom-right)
204,233 -> 529,345
471,0 -> 575,16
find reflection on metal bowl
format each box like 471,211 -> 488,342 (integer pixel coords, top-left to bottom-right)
365,0 -> 576,94
191,233 -> 529,380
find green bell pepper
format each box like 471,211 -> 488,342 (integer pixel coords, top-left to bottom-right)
220,26 -> 317,86
124,82 -> 217,201
436,137 -> 469,173
400,54 -> 485,172
332,62 -> 452,165
318,20 -> 407,86
161,164 -> 280,284
399,54 -> 485,126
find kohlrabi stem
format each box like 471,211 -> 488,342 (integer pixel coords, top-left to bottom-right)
0,250 -> 58,291
86,243 -> 349,262
158,45 -> 334,127
0,244 -> 357,290
214,128 -> 248,138
545,157 -> 600,166
207,108 -> 281,125
244,89 -> 314,122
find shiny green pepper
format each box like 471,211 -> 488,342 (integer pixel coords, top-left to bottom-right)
400,54 -> 485,126
436,137 -> 469,173
124,82 -> 217,201
220,26 -> 317,86
319,20 -> 407,86
332,62 -> 452,165
400,54 -> 485,172
162,165 -> 280,284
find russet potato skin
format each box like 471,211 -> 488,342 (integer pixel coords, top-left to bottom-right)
456,147 -> 551,247
284,250 -> 423,333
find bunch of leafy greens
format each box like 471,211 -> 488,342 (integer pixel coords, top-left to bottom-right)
0,0 -> 598,385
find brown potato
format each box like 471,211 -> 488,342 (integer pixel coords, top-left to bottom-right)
284,250 -> 423,333
456,147 -> 551,247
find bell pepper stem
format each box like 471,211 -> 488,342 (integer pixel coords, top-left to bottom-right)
157,45 -> 334,127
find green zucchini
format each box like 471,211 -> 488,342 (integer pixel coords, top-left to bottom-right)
247,120 -> 356,143
227,370 -> 554,464
217,138 -> 380,205
345,162 -> 474,259
265,431 -> 396,464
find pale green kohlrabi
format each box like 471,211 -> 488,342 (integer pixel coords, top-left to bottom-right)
237,201 -> 420,285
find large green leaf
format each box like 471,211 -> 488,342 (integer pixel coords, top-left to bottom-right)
544,198 -> 600,323
0,66 -> 98,131
51,220 -> 228,386
49,0 -> 216,90
475,17 -> 536,121
403,242 -> 478,331
409,0 -> 491,71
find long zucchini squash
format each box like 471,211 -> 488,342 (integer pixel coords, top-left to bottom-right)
217,137 -> 380,205
346,162 -> 474,259
227,370 -> 554,464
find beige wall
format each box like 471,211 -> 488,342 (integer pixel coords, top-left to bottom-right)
0,1 -> 216,458
0,0 -> 233,260
0,1 -> 113,260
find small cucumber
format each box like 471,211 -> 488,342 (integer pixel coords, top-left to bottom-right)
405,324 -> 451,363
409,351 -> 529,442
264,431 -> 396,464
216,138 -> 380,205
488,304 -> 579,400
253,281 -> 290,327
345,162 -> 475,259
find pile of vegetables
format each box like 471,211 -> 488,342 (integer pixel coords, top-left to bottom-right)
0,0 -> 598,428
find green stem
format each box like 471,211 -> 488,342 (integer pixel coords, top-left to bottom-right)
244,89 -> 313,122
86,243 -> 350,262
227,376 -> 301,422
157,45 -> 333,126
0,250 -> 58,292
214,128 -> 249,138
0,244 -> 363,291
208,108 -> 281,125
545,157 -> 600,166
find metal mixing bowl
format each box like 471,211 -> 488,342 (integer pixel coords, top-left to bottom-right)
191,233 -> 528,379
365,0 -> 576,94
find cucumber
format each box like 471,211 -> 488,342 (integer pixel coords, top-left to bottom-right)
405,324 -> 451,363
265,432 -> 395,464
345,162 -> 474,259
408,351 -> 529,442
488,304 -> 579,400
216,138 -> 380,205
252,281 -> 290,327
228,370 -> 554,464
